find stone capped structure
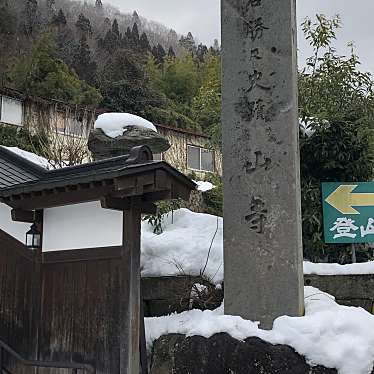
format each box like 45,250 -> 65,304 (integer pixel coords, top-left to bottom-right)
88,126 -> 171,161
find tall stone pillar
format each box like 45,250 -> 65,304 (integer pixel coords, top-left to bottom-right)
221,0 -> 304,329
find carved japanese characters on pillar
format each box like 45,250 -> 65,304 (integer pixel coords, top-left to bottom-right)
237,0 -> 273,209
222,0 -> 304,328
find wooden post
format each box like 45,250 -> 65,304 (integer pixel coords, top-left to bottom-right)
33,210 -> 43,372
351,243 -> 357,263
140,289 -> 148,374
120,199 -> 142,374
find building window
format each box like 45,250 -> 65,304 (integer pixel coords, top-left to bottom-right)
187,145 -> 214,172
0,96 -> 23,126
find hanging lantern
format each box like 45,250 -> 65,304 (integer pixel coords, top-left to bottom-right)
26,223 -> 41,250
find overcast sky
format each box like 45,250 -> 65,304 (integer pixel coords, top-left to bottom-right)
107,0 -> 374,73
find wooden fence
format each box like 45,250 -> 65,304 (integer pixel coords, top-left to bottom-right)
0,232 -> 125,374
0,229 -> 36,373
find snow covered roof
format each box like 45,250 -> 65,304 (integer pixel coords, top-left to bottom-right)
95,113 -> 157,138
5,147 -> 52,170
0,146 -> 47,188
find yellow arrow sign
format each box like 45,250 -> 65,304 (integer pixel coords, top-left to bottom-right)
325,184 -> 374,215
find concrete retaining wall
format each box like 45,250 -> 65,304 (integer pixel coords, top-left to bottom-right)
304,274 -> 374,312
142,274 -> 374,316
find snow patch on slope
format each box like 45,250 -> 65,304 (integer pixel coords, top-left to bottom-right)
95,113 -> 157,138
146,286 -> 374,374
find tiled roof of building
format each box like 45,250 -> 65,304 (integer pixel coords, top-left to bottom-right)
0,146 -> 195,198
0,147 -> 45,188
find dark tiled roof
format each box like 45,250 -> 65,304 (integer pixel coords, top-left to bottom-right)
0,146 -> 195,198
0,147 -> 46,188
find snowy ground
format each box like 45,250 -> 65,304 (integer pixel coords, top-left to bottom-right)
146,286 -> 374,374
141,208 -> 374,283
141,208 -> 223,283
143,209 -> 374,373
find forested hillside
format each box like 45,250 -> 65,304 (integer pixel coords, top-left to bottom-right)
0,0 -> 221,139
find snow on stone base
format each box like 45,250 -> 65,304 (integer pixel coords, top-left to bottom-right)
94,113 -> 157,138
146,286 -> 374,374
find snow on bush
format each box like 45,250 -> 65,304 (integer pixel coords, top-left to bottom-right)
141,208 -> 223,284
146,286 -> 374,374
94,113 -> 157,138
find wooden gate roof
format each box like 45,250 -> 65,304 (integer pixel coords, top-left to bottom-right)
0,146 -> 195,211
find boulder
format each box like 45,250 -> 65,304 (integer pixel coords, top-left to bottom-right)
88,127 -> 170,160
150,333 -> 338,374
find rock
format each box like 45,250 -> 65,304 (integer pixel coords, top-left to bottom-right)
88,127 -> 170,160
150,333 -> 338,374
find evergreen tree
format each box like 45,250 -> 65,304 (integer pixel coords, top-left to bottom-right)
168,46 -> 176,59
72,35 -> 97,83
196,43 -> 208,62
139,32 -> 150,53
95,0 -> 103,9
152,44 -> 166,65
46,0 -> 55,12
102,17 -> 111,33
167,29 -> 178,46
132,11 -> 140,26
75,13 -> 92,37
132,23 -> 140,44
112,19 -> 120,38
100,50 -> 161,115
179,32 -> 196,53
23,0 -> 39,36
51,9 -> 66,28
213,39 -> 220,52
0,1 -> 17,35
44,0 -> 55,21
99,19 -> 120,52
50,10 -> 76,66
12,32 -> 101,106
124,26 -> 133,48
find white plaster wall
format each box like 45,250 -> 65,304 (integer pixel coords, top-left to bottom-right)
0,203 -> 30,243
43,201 -> 123,251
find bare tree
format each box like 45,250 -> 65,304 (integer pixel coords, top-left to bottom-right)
26,102 -> 95,168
